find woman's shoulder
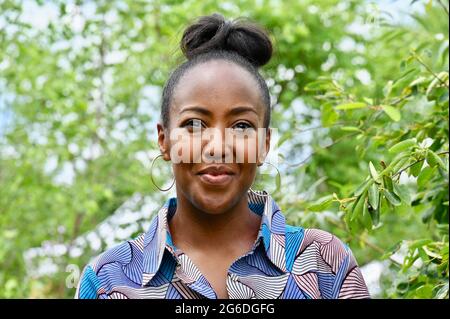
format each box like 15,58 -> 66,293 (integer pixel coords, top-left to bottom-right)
285,224 -> 350,249
284,225 -> 357,274
298,227 -> 348,247
284,224 -> 369,298
76,233 -> 146,298
85,233 -> 146,275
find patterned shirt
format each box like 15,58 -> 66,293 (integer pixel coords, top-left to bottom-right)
75,190 -> 370,299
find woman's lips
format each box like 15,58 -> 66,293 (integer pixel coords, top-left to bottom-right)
198,173 -> 233,185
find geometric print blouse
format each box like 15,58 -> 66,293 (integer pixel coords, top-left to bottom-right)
75,190 -> 370,299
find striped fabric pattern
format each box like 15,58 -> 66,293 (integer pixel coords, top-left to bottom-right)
75,190 -> 370,299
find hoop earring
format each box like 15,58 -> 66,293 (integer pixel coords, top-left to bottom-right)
150,154 -> 175,192
249,161 -> 281,197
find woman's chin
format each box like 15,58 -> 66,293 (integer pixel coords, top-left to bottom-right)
192,191 -> 237,215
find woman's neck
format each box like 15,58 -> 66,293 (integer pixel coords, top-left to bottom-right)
168,191 -> 261,251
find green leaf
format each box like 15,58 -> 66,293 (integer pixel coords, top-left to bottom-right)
345,198 -> 362,234
409,76 -> 428,87
436,283 -> 449,299
3,229 -> 18,239
368,183 -> 380,209
381,241 -> 402,259
388,138 -> 417,153
383,80 -> 393,97
354,178 -> 373,196
351,192 -> 366,221
387,152 -> 410,173
417,166 -> 436,188
344,203 -> 353,226
304,80 -> 332,91
393,183 -> 411,205
426,150 -> 446,169
321,103 -> 339,127
335,102 -> 366,110
426,71 -> 449,96
421,207 -> 434,223
381,105 -> 401,121
438,91 -> 449,104
422,245 -> 441,259
368,194 -> 381,226
383,189 -> 401,206
340,126 -> 362,132
363,97 -> 373,105
416,284 -> 434,298
392,157 -> 410,173
361,199 -> 372,230
392,67 -> 421,92
409,160 -> 424,177
383,175 -> 394,192
369,161 -> 381,183
275,169 -> 281,193
308,195 -> 334,212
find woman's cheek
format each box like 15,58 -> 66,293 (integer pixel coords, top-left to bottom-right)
234,136 -> 258,164
169,129 -> 202,163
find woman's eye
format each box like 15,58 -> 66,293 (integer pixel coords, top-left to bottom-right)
233,122 -> 253,131
183,119 -> 203,129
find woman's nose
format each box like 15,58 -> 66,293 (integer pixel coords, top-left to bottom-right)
202,128 -> 232,163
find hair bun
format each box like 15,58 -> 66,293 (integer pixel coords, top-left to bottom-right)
180,13 -> 273,68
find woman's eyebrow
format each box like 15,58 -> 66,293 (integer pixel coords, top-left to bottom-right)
180,106 -> 212,116
227,106 -> 258,116
179,105 -> 258,116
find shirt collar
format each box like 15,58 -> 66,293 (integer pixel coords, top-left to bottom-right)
141,189 -> 287,287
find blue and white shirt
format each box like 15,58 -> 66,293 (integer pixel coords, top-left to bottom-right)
76,190 -> 370,299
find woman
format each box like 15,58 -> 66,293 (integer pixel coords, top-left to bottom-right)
76,13 -> 370,299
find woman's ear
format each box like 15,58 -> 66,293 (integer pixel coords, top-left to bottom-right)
157,123 -> 171,161
258,127 -> 271,166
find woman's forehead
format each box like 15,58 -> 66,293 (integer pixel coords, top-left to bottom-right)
172,60 -> 264,114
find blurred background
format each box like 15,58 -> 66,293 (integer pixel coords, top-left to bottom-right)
0,0 -> 448,298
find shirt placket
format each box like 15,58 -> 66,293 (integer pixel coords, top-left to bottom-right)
226,237 -> 264,299
165,231 -> 218,299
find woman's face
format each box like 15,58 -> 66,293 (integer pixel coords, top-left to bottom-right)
157,60 -> 270,215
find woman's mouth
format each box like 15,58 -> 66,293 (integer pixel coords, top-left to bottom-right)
198,173 -> 234,185
196,165 -> 235,186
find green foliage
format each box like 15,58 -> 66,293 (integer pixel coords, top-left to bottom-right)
299,1 -> 448,298
0,0 -> 448,299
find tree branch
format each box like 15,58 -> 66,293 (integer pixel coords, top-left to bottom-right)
412,52 -> 449,89
392,151 -> 449,178
437,0 -> 449,16
286,132 -> 360,168
324,217 -> 403,266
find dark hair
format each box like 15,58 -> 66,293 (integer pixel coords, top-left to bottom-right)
160,13 -> 273,128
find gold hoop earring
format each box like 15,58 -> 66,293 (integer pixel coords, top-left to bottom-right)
249,161 -> 281,197
150,154 -> 175,192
